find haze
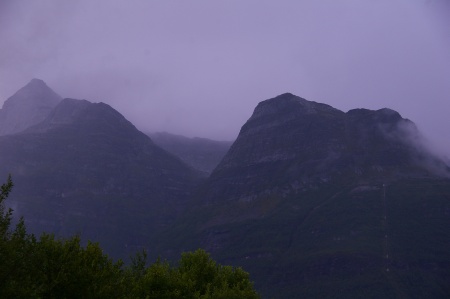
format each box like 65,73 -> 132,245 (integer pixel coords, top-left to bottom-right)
0,0 -> 449,156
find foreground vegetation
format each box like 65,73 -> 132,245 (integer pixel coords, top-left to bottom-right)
0,176 -> 259,298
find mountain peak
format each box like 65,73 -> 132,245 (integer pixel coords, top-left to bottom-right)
238,93 -> 344,139
4,79 -> 60,106
0,79 -> 62,135
250,93 -> 341,120
28,78 -> 48,87
205,93 -> 448,203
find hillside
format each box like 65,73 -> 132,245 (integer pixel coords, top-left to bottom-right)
0,81 -> 203,258
1,82 -> 449,297
156,93 -> 450,298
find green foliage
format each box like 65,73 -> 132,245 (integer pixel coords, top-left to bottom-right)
127,249 -> 259,299
34,234 -> 124,298
0,176 -> 259,298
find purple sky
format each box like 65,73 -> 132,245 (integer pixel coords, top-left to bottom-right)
0,0 -> 449,155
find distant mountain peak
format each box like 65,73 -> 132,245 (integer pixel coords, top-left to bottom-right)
0,79 -> 62,135
4,78 -> 60,105
28,78 -> 48,87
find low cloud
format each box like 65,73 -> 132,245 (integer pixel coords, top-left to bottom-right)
0,1 -> 449,153
384,118 -> 450,178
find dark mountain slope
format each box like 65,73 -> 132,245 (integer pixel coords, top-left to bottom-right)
157,93 -> 450,298
0,97 -> 202,259
0,79 -> 62,135
201,93 -> 447,203
148,131 -> 233,174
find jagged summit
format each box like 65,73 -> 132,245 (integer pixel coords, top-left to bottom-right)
0,78 -> 62,135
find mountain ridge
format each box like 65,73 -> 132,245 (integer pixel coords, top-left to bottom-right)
1,80 -> 449,297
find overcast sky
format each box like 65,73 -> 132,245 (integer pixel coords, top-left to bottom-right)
0,0 -> 449,155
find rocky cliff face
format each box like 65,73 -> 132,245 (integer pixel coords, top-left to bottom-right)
0,79 -> 62,135
202,93 -> 448,203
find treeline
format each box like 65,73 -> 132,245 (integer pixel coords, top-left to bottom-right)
0,176 -> 259,298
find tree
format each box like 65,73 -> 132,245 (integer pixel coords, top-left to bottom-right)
129,249 -> 260,299
177,249 -> 259,299
0,176 -> 260,298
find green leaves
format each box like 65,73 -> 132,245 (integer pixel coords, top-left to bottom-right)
0,176 -> 259,298
126,249 -> 259,299
34,234 -> 124,298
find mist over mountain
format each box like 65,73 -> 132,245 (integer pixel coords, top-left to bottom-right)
1,80 -> 449,297
148,132 -> 233,174
2,1 -> 449,155
0,78 -> 62,136
0,80 -> 202,258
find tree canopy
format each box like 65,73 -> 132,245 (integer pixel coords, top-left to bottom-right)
0,176 -> 259,298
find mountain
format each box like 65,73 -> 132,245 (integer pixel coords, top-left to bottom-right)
2,82 -> 449,297
156,93 -> 450,298
147,132 -> 233,174
0,92 -> 203,259
0,79 -> 62,135
201,93 -> 448,203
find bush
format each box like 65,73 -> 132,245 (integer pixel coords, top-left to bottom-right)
0,176 -> 260,298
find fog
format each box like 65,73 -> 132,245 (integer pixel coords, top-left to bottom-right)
0,0 -> 449,155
